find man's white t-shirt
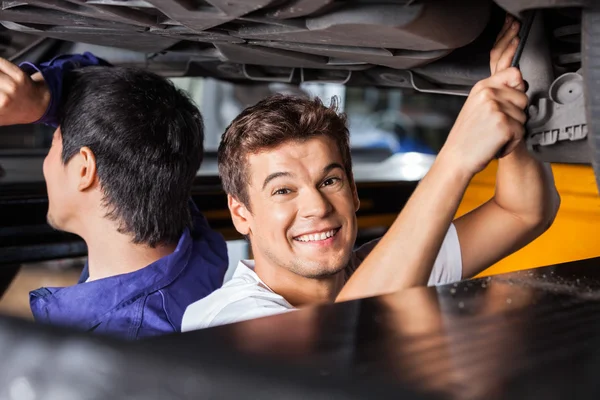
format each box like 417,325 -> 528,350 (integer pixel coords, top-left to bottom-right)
182,224 -> 462,332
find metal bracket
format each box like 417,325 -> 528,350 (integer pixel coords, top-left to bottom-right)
508,10 -> 589,151
301,68 -> 352,84
407,71 -> 470,96
242,64 -> 296,83
526,71 -> 587,147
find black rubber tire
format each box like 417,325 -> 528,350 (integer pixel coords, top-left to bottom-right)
583,3 -> 600,193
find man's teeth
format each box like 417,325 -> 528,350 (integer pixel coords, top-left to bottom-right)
296,229 -> 337,242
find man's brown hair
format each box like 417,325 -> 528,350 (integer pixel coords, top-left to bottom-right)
218,94 -> 353,209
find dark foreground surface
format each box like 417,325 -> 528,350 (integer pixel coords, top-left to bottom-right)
1,257 -> 600,399
160,256 -> 600,399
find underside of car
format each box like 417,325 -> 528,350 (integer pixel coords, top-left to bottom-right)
0,0 -> 598,190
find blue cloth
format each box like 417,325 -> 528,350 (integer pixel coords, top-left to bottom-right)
19,52 -> 110,127
30,208 -> 228,340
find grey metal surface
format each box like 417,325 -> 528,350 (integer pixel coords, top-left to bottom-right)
0,0 -> 588,94
0,317 -> 419,400
495,0 -> 592,15
1,258 -> 600,398
527,71 -> 588,148
501,9 -> 592,164
583,2 -> 600,190
519,9 -> 554,104
162,256 -> 600,400
0,0 -> 495,88
0,22 -> 43,61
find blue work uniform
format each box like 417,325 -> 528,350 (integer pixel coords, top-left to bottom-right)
30,209 -> 227,340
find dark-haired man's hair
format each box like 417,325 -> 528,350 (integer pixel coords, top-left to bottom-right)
218,94 -> 353,210
59,66 -> 204,247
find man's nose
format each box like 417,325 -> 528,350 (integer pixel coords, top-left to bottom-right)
299,189 -> 333,219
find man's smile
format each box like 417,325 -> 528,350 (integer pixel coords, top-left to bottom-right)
293,227 -> 341,246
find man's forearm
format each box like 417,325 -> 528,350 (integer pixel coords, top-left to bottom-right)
336,155 -> 472,302
453,142 -> 560,278
494,142 -> 560,229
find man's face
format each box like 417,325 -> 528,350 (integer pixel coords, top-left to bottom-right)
241,137 -> 359,279
43,128 -> 77,231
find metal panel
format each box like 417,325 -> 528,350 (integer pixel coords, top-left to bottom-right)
144,0 -> 276,31
7,0 -> 162,27
234,1 -> 492,51
160,257 -> 600,400
0,318 -> 422,400
251,40 -> 451,69
1,21 -> 180,52
0,0 -> 496,85
267,0 -> 335,19
495,0 -> 591,16
215,42 -> 331,68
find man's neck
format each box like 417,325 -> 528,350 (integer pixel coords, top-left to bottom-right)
254,261 -> 346,308
80,220 -> 177,281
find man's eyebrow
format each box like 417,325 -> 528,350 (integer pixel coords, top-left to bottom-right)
323,163 -> 344,175
262,171 -> 293,190
261,164 -> 343,190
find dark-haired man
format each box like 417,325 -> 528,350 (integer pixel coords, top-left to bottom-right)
0,59 -> 228,339
181,15 -> 560,330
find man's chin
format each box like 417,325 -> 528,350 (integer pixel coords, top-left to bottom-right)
46,214 -> 63,231
295,255 -> 350,279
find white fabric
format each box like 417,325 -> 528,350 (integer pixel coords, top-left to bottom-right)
181,224 -> 463,331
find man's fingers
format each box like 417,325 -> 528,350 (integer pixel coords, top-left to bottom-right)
491,20 -> 520,73
497,118 -> 525,158
496,85 -> 529,110
495,37 -> 519,74
474,84 -> 528,111
500,102 -> 527,125
486,67 -> 525,91
491,20 -> 520,63
494,14 -> 516,45
0,58 -> 26,82
0,72 -> 17,92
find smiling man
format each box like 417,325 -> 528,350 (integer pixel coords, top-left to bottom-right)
181,16 -> 560,330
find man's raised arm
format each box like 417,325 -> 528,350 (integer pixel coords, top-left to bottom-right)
453,16 -> 560,278
337,15 -> 560,303
0,52 -> 109,127
337,66 -> 536,302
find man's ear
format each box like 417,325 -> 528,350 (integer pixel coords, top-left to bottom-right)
228,194 -> 251,236
77,146 -> 97,192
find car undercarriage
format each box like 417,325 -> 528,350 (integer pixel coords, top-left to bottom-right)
0,0 -> 598,189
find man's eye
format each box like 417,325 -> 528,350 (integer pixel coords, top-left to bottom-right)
322,177 -> 341,187
273,188 -> 291,195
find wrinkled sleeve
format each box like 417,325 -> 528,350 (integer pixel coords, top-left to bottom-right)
19,52 -> 112,127
427,223 -> 463,286
182,289 -> 294,332
346,224 -> 463,286
208,298 -> 294,329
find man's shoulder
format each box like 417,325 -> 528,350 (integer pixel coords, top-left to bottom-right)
181,263 -> 293,331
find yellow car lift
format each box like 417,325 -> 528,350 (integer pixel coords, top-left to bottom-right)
457,162 -> 600,277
